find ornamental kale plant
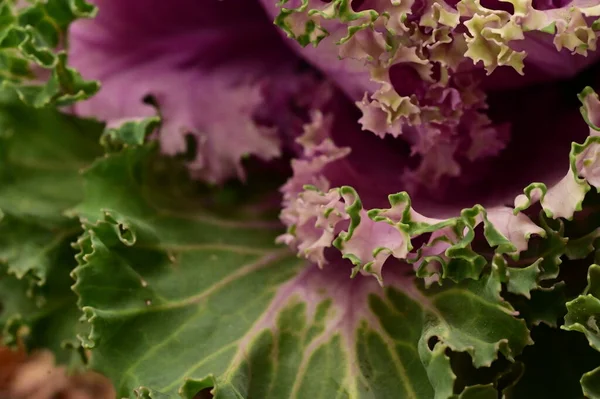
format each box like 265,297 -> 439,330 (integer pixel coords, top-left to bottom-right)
4,0 -> 600,398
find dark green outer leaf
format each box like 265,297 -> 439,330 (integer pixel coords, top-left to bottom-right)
0,93 -> 101,362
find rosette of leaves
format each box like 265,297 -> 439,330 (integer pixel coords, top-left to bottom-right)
2,0 -> 600,399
